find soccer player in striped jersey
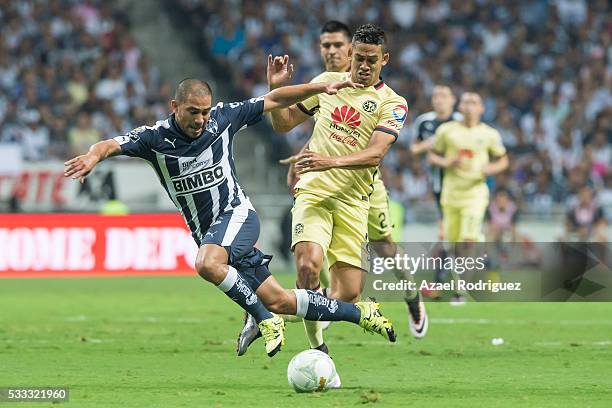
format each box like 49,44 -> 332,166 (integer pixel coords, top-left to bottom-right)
64,66 -> 396,358
410,85 -> 462,297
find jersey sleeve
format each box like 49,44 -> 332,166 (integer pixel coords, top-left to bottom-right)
414,121 -> 425,142
297,94 -> 319,116
296,71 -> 339,116
488,129 -> 507,157
411,113 -> 430,142
113,126 -> 156,160
374,97 -> 409,141
222,96 -> 265,132
432,123 -> 448,154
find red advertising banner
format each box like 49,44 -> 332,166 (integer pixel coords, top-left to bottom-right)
0,214 -> 199,278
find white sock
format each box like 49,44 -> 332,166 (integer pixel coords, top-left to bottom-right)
303,319 -> 324,348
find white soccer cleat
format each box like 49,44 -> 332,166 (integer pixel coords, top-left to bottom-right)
236,312 -> 261,356
406,295 -> 429,339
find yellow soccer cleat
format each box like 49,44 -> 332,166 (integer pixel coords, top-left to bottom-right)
258,314 -> 285,357
356,300 -> 396,342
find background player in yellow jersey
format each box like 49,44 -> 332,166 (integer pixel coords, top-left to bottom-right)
428,92 -> 509,303
410,85 -> 462,298
271,21 -> 428,340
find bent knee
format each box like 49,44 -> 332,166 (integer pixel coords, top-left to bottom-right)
333,289 -> 360,304
296,257 -> 321,277
195,258 -> 224,282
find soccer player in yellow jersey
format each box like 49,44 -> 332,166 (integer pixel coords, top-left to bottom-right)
292,23 -> 407,354
239,23 -> 421,362
429,92 -> 509,303
300,22 -> 427,339
257,24 -> 405,357
281,23 -> 397,258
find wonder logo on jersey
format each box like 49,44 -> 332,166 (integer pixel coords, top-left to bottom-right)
179,155 -> 213,174
172,161 -> 226,195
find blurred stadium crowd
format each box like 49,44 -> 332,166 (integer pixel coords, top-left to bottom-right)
0,0 -> 172,161
0,0 -> 610,219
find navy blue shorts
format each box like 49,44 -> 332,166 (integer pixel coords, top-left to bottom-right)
202,206 -> 271,290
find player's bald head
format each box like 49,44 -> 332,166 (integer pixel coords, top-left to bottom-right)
175,78 -> 213,104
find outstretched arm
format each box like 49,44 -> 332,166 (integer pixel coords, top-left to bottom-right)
266,55 -> 310,132
294,131 -> 396,174
263,77 -> 361,113
64,139 -> 121,183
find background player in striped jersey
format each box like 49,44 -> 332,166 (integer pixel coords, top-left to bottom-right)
64,69 -> 396,358
410,85 -> 462,296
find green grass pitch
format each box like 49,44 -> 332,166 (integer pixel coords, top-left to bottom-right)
1,275 -> 611,407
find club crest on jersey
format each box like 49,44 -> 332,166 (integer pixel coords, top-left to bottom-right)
392,105 -> 408,124
205,118 -> 218,135
127,125 -> 148,142
362,100 -> 377,113
294,223 -> 304,235
332,105 -> 361,129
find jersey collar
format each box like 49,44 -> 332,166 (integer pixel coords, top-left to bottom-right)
373,77 -> 384,90
169,113 -> 198,140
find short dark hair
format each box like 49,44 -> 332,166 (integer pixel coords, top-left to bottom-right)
352,23 -> 386,47
321,20 -> 352,40
175,78 -> 212,103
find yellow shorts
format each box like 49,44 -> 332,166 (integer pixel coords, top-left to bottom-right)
292,191 -> 368,269
367,177 -> 393,241
442,203 -> 487,242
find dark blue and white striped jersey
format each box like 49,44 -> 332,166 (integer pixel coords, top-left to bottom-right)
410,111 -> 463,194
113,97 -> 264,245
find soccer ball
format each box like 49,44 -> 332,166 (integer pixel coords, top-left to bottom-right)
287,349 -> 337,393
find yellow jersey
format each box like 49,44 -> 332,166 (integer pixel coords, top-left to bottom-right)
432,120 -> 506,207
295,71 -> 407,208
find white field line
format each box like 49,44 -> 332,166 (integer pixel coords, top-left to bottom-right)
430,318 -> 612,325
59,316 -> 612,326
